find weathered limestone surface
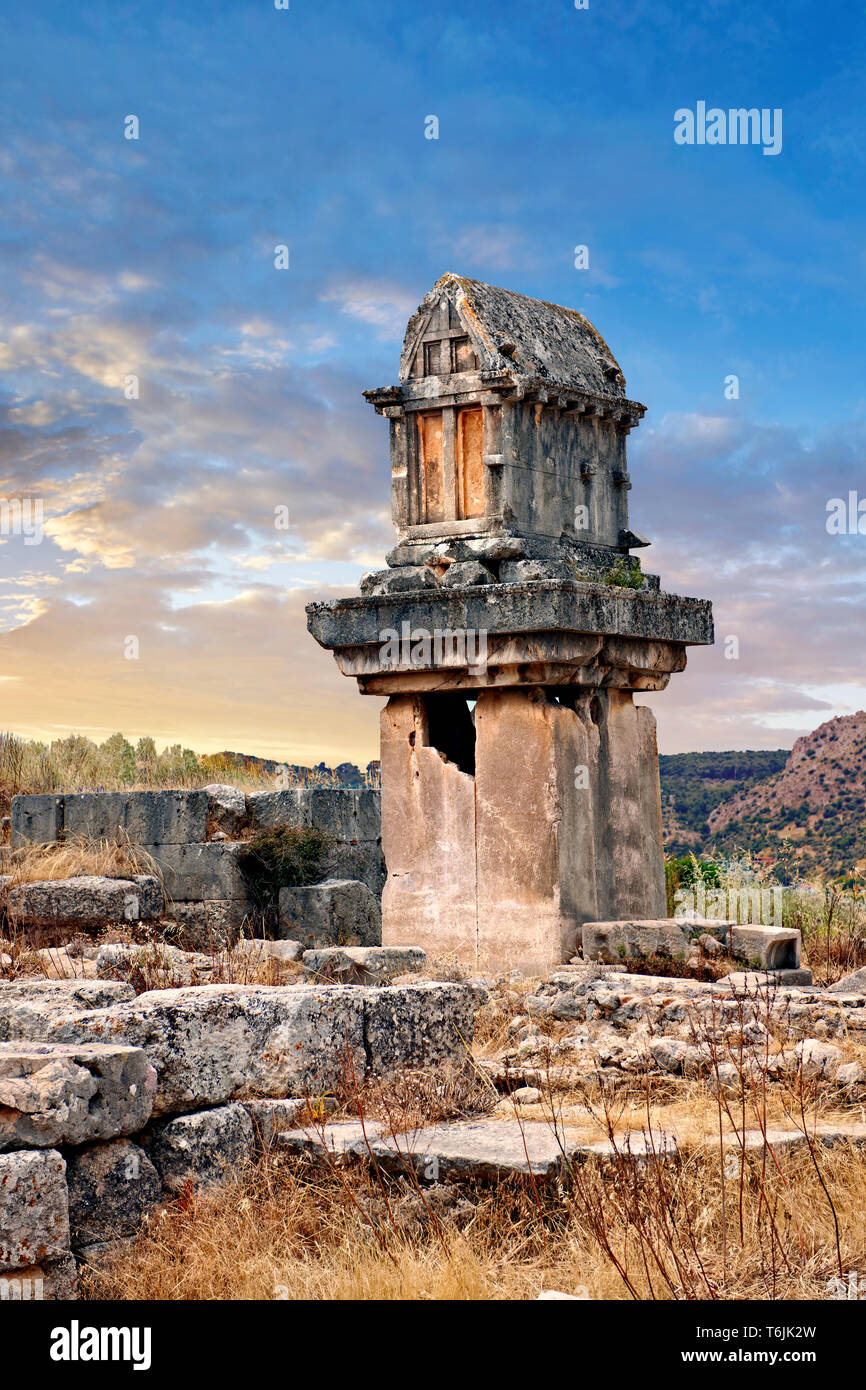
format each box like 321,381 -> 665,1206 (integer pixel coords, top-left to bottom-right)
48,984 -> 369,1115
0,980 -> 478,1112
0,978 -> 135,1042
204,784 -> 248,837
364,981 -> 477,1075
5,874 -> 163,928
302,945 -> 426,983
165,900 -> 249,950
144,842 -> 250,903
241,1097 -> 306,1151
234,938 -> 304,967
278,878 -> 381,947
380,695 -> 478,959
582,919 -> 690,964
0,1042 -> 155,1149
66,1138 -> 162,1247
96,942 -> 216,986
11,790 -> 209,847
582,920 -> 803,971
143,1103 -> 254,1193
381,687 -> 666,973
829,966 -> 866,995
0,1148 -> 69,1272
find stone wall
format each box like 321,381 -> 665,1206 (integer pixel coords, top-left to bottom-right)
0,972 -> 479,1297
7,786 -> 385,948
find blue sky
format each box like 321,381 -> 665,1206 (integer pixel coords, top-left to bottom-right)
1,0 -> 865,764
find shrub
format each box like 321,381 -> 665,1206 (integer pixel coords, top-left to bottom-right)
237,826 -> 334,911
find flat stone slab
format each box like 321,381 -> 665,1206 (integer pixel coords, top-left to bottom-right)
725,1124 -> 866,1157
366,1120 -> 578,1180
303,945 -> 426,983
0,1042 -> 156,1150
4,875 -> 163,928
278,1120 -> 384,1159
0,1148 -> 69,1272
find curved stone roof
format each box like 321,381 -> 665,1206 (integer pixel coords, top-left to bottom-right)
399,272 -> 628,399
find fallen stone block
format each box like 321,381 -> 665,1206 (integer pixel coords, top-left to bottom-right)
0,1042 -> 155,1150
303,945 -> 426,984
367,1119 -> 575,1181
204,784 -> 248,838
51,983 -> 369,1115
730,925 -> 801,971
828,966 -> 866,995
4,875 -> 163,929
241,1098 -> 307,1151
0,1253 -> 77,1300
33,948 -> 97,980
795,1038 -> 845,1078
145,842 -> 251,903
144,1103 -> 254,1194
96,942 -> 215,986
66,1138 -> 162,1249
364,981 -> 477,1074
233,938 -> 304,969
278,878 -> 381,948
581,919 -> 690,964
164,900 -> 250,951
0,1148 -> 69,1272
0,978 -> 135,1042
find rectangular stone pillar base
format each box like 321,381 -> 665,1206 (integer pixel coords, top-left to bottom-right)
380,686 -> 666,975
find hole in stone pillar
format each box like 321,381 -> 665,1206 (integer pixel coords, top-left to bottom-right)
590,695 -> 603,726
408,731 -> 416,747
420,692 -> 476,775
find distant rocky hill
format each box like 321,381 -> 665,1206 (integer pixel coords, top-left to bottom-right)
215,751 -> 380,788
659,748 -> 789,855
703,712 -> 866,875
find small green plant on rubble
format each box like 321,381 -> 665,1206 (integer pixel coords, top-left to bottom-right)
237,826 -> 334,915
603,556 -> 643,590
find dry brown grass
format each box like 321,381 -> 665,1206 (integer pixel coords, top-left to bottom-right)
0,834 -> 158,885
79,1133 -> 866,1302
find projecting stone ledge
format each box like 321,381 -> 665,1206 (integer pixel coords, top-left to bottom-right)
307,580 -> 714,693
